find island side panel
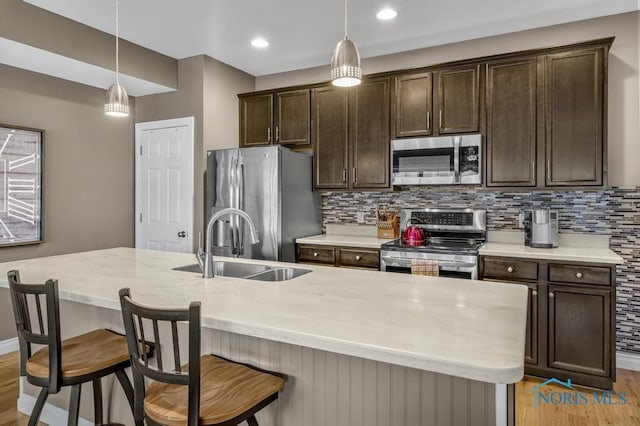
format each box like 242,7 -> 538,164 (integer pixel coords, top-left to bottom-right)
19,300 -> 502,426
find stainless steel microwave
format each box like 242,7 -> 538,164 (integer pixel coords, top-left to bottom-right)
391,134 -> 482,185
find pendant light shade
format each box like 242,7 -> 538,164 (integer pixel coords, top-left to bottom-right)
330,38 -> 362,87
105,0 -> 129,117
105,83 -> 130,117
331,0 -> 361,87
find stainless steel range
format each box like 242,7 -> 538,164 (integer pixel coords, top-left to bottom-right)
380,209 -> 486,279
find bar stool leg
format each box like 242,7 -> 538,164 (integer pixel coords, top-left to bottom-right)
68,384 -> 82,426
247,415 -> 259,426
114,369 -> 135,413
29,387 -> 49,426
92,378 -> 103,425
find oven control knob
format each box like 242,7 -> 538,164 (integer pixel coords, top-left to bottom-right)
507,266 -> 514,273
356,255 -> 362,261
576,272 -> 583,279
313,252 -> 319,257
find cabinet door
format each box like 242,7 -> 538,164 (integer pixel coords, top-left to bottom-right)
486,58 -> 537,187
351,78 -> 391,189
548,284 -> 611,376
275,89 -> 311,146
312,87 -> 349,190
545,48 -> 604,186
394,73 -> 432,138
436,65 -> 479,134
239,94 -> 273,147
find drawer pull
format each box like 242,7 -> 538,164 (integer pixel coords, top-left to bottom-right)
356,255 -> 362,261
576,272 -> 583,279
549,292 -> 555,298
532,290 -> 538,296
313,252 -> 319,257
507,266 -> 514,273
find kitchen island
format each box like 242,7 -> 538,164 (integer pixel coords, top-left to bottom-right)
0,248 -> 527,426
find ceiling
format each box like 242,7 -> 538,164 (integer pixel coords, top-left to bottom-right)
22,0 -> 640,78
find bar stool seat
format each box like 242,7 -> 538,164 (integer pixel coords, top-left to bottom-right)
144,355 -> 284,426
26,329 -> 130,381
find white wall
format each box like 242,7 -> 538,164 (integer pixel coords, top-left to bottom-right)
256,12 -> 640,187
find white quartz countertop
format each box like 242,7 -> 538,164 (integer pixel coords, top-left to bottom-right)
0,248 -> 527,384
479,243 -> 623,264
296,234 -> 394,249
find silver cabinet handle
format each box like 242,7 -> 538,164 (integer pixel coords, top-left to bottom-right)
352,167 -> 357,184
427,111 -> 431,130
532,290 -> 538,296
267,127 -> 272,142
549,292 -> 555,298
576,272 -> 583,279
356,255 -> 362,261
313,252 -> 319,257
342,168 -> 347,183
507,266 -> 514,273
439,110 -> 443,129
275,126 -> 280,142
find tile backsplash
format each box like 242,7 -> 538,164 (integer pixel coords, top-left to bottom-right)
322,187 -> 640,353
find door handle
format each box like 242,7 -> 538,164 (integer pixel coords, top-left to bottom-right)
177,231 -> 186,238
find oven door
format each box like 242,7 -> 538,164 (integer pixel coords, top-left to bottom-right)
391,137 -> 458,185
380,251 -> 478,280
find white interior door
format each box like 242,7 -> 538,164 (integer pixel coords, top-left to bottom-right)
135,117 -> 194,253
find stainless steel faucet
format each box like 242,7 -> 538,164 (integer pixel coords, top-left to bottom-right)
196,207 -> 260,278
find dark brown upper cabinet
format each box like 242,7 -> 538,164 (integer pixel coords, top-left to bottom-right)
393,72 -> 433,138
435,65 -> 480,134
350,78 -> 390,189
240,89 -> 311,148
545,47 -> 605,186
312,86 -> 349,190
313,77 -> 391,190
239,94 -> 273,147
485,57 -> 537,187
274,89 -> 311,147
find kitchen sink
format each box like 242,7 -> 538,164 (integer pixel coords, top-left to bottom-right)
244,267 -> 311,282
172,262 -> 310,282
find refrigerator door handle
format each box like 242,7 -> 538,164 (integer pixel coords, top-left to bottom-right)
230,154 -> 240,256
237,156 -> 246,255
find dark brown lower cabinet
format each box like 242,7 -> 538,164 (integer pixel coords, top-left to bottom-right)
296,244 -> 379,270
479,256 -> 616,390
548,284 -> 611,377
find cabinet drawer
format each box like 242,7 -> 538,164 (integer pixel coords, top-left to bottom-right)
339,249 -> 379,269
298,245 -> 335,264
482,257 -> 538,281
548,264 -> 611,286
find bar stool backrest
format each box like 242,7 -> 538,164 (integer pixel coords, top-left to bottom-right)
118,288 -> 201,426
7,270 -> 62,393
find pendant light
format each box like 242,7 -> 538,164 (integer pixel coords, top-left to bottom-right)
105,0 -> 129,117
330,0 -> 362,87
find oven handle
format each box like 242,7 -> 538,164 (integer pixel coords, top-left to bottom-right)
381,256 -> 476,270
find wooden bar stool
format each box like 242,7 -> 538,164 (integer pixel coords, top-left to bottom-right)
7,270 -> 136,426
118,288 -> 284,426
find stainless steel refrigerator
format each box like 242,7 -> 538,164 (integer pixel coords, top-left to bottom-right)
205,146 -> 322,262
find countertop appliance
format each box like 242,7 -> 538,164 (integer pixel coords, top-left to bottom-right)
380,208 -> 486,279
524,209 -> 559,248
391,134 -> 482,186
206,146 -> 322,262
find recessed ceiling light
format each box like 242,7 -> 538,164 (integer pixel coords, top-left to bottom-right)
376,8 -> 397,20
251,38 -> 269,48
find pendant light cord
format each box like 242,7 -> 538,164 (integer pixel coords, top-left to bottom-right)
344,0 -> 348,39
115,0 -> 120,84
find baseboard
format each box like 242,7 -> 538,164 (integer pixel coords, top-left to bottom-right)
0,337 -> 18,355
17,393 -> 92,426
617,351 -> 640,372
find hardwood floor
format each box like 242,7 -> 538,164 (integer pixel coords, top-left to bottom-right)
516,371 -> 640,425
0,350 -> 638,425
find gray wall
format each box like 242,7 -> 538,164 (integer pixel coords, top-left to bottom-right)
136,55 -> 254,247
0,63 -> 136,339
256,12 -> 640,187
